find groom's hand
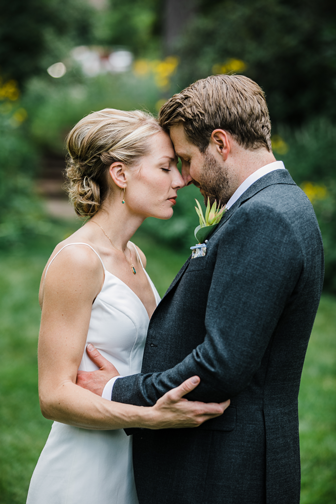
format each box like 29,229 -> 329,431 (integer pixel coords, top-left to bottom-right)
150,376 -> 231,429
76,344 -> 120,396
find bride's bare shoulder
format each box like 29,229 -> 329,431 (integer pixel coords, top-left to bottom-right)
39,240 -> 104,306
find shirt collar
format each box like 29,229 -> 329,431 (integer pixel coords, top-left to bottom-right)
225,161 -> 285,210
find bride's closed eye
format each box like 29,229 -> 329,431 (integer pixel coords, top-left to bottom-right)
161,168 -> 171,172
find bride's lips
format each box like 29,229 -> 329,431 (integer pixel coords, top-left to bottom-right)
168,197 -> 177,205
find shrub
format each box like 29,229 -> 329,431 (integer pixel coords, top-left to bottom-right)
23,71 -> 162,154
0,104 -> 51,247
275,119 -> 336,293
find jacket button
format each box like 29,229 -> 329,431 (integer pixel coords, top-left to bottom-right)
150,343 -> 155,347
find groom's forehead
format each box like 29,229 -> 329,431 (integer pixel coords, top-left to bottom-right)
170,127 -> 201,160
169,124 -> 191,150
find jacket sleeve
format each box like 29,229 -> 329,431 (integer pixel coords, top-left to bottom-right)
112,203 -> 303,405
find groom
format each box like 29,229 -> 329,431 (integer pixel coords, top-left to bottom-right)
78,75 -> 324,504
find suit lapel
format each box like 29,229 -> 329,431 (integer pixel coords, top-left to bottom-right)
161,257 -> 191,300
211,169 -> 296,238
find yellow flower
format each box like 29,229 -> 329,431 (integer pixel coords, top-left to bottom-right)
301,182 -> 328,204
0,79 -> 20,101
133,56 -> 179,90
213,59 -> 247,75
133,60 -> 151,76
13,108 -> 28,123
271,135 -> 289,155
153,57 -> 179,89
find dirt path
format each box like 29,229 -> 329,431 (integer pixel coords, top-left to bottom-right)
38,154 -> 78,220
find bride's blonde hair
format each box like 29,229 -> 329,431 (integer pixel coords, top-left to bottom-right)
65,108 -> 161,217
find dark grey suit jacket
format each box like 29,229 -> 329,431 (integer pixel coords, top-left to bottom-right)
113,169 -> 324,504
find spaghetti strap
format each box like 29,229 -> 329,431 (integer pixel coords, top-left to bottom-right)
44,242 -> 106,279
130,242 -> 145,270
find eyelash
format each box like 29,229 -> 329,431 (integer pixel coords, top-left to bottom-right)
161,168 -> 171,172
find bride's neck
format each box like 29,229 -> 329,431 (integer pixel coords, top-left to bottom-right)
90,198 -> 144,252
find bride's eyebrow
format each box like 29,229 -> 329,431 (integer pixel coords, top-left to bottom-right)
157,156 -> 177,164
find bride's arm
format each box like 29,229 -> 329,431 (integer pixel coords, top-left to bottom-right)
38,245 -> 228,430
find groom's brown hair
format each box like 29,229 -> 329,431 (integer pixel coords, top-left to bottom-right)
159,74 -> 272,152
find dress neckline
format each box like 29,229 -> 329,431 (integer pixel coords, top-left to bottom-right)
102,269 -> 158,320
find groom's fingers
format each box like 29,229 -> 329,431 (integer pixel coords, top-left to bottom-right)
167,376 -> 201,402
166,377 -> 231,420
192,398 -> 230,423
207,399 -> 231,416
86,343 -> 116,371
195,399 -> 230,419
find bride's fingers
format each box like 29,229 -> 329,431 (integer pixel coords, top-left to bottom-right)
86,343 -> 117,372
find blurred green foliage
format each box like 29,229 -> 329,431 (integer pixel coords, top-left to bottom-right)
0,0 -> 94,88
275,120 -> 336,292
176,0 -> 336,126
313,184 -> 336,293
298,295 -> 336,503
22,71 -> 161,154
0,105 -> 52,247
93,0 -> 162,57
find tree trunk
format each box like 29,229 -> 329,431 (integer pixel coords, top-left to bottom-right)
163,0 -> 197,54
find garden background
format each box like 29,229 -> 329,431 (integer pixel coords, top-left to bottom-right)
0,0 -> 335,502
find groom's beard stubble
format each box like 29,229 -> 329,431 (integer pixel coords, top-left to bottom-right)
196,151 -> 232,206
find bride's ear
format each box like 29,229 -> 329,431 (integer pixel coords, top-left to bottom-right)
108,162 -> 127,189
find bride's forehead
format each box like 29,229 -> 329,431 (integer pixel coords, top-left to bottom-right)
147,132 -> 174,155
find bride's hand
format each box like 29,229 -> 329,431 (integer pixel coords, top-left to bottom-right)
76,344 -> 120,396
148,376 -> 230,429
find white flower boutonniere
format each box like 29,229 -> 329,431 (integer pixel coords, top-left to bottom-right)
190,198 -> 226,258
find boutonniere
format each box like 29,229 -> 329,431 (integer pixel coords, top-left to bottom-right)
190,198 -> 226,258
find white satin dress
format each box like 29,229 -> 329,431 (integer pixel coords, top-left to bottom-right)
26,242 -> 160,504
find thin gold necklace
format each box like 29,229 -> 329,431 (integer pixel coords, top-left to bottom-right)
91,220 -> 136,275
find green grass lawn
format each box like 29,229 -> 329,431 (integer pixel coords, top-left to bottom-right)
0,224 -> 335,503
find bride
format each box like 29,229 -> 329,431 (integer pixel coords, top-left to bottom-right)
26,109 -> 229,504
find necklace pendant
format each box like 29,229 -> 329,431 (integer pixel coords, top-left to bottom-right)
132,266 -> 136,275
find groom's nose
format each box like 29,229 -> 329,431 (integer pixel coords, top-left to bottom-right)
181,165 -> 193,186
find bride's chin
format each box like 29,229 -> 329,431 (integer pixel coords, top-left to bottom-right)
151,209 -> 174,220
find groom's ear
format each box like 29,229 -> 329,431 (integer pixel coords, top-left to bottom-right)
210,129 -> 231,161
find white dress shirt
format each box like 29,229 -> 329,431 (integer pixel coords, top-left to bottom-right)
102,160 -> 285,401
225,160 -> 285,210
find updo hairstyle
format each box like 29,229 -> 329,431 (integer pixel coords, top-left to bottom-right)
65,108 -> 161,217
